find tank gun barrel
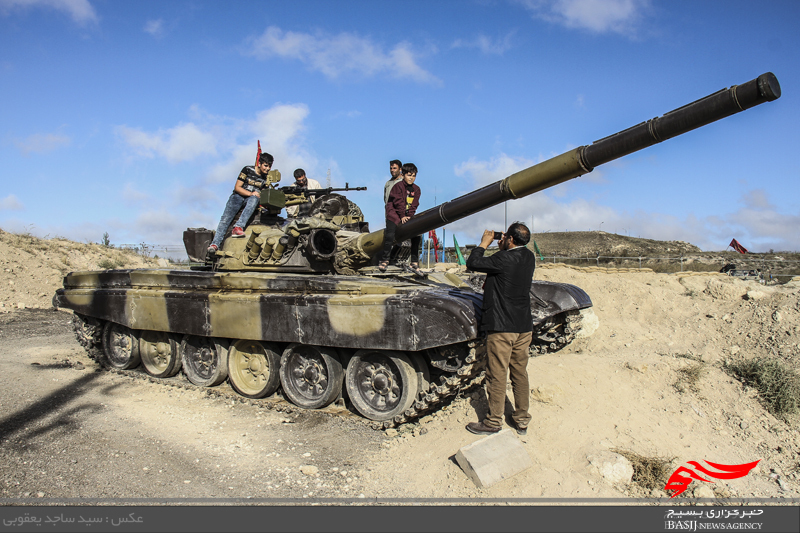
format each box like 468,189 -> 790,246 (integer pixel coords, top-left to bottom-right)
357,72 -> 780,255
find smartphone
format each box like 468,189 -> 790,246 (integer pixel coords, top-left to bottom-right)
493,231 -> 503,240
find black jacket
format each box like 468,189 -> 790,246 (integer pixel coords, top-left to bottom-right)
466,245 -> 535,333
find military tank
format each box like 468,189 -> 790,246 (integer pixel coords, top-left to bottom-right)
54,73 -> 780,427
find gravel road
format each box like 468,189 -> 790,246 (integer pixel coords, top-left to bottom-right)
0,309 -> 385,502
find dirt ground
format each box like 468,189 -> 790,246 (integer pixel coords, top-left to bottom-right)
1,230 -> 800,503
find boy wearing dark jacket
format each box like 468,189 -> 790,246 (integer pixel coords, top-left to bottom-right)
379,162 -> 422,275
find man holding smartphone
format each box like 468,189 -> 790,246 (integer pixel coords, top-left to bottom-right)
465,222 -> 535,436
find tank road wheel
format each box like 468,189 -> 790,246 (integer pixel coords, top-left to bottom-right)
180,336 -> 229,387
279,344 -> 344,409
228,340 -> 282,399
139,331 -> 182,378
101,322 -> 141,370
345,350 -> 419,422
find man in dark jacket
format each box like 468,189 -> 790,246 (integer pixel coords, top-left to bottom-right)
465,222 -> 535,435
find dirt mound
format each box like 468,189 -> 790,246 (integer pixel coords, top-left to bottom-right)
0,228 -> 161,312
363,266 -> 800,499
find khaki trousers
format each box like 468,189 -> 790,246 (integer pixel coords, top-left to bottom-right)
484,331 -> 532,429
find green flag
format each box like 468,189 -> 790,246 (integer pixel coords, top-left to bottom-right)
533,240 -> 545,261
453,235 -> 466,265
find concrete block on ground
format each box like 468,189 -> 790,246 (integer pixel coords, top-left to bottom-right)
455,429 -> 532,488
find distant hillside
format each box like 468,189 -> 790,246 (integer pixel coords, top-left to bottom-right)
530,231 -> 700,258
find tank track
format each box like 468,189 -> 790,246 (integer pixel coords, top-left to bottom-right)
371,342 -> 487,430
71,311 -> 583,431
72,313 -> 104,352
70,313 -> 488,431
380,307 -> 587,429
529,309 -> 582,355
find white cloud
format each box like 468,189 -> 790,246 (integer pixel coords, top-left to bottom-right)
331,110 -> 362,119
143,18 -> 164,37
518,0 -> 649,37
247,26 -> 441,84
13,132 -> 71,155
451,33 -> 515,55
0,194 -> 24,211
115,103 -> 316,179
122,183 -> 149,205
720,206 -> 800,252
740,189 -> 773,210
132,209 -> 182,244
206,103 -> 316,185
115,122 -> 218,163
0,0 -> 98,25
454,153 -> 538,188
172,185 -> 218,211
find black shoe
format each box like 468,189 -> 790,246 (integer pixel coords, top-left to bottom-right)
512,421 -> 528,436
466,422 -> 501,435
405,263 -> 425,276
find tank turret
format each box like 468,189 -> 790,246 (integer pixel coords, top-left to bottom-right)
186,184 -> 369,273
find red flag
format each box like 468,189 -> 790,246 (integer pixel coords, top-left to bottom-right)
428,230 -> 440,263
729,238 -> 748,254
255,140 -> 262,167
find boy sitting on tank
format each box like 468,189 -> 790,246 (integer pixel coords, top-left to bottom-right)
379,162 -> 423,275
207,152 -> 274,253
285,168 -> 322,218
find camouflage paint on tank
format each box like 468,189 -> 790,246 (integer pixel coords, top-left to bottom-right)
55,269 -> 481,351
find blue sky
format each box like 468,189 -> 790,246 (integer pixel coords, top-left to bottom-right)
1,0 -> 798,254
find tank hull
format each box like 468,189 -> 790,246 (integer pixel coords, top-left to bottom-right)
54,268 -> 592,426
55,268 -> 591,350
55,269 -> 484,351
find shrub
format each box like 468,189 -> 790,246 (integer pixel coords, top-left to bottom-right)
725,358 -> 800,416
611,448 -> 675,490
98,258 -> 125,270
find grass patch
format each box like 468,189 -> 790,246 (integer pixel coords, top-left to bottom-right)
724,357 -> 800,416
98,258 -> 126,270
611,448 -> 675,490
674,363 -> 706,393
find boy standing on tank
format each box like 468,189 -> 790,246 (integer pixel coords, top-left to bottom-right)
208,152 -> 273,253
379,162 -> 423,275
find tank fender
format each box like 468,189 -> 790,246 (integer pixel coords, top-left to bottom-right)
530,281 -> 592,325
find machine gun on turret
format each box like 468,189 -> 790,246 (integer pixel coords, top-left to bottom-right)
259,183 -> 367,218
